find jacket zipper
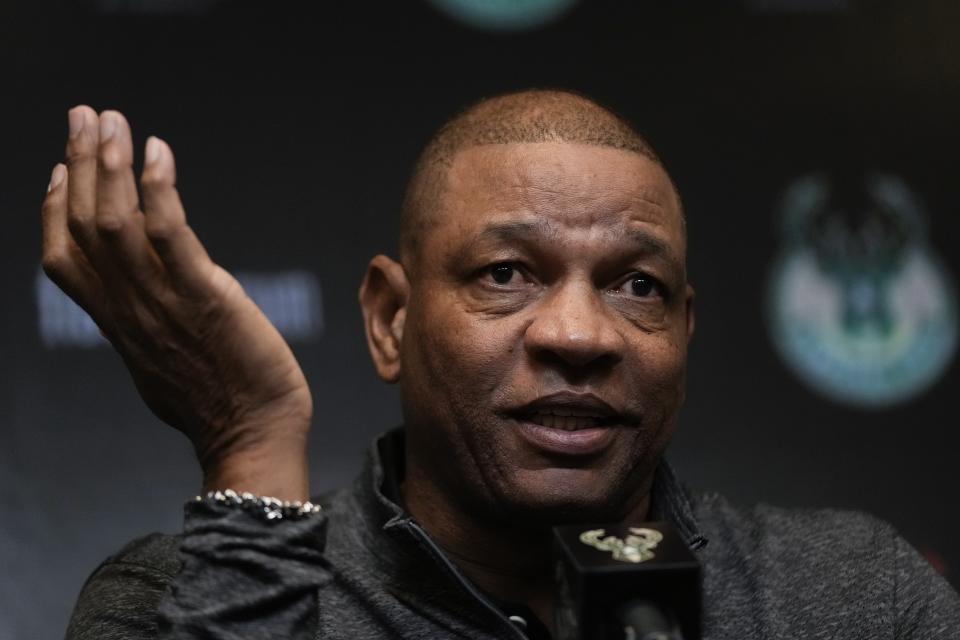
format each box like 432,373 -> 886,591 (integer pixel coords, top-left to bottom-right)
406,519 -> 530,640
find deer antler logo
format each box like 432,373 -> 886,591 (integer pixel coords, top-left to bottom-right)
579,527 -> 663,563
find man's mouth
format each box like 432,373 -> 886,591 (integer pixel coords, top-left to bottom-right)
510,391 -> 624,429
505,392 -> 631,455
525,409 -> 615,431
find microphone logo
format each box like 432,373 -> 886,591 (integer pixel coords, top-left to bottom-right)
579,527 -> 664,564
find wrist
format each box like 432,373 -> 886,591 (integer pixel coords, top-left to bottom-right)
201,431 -> 310,502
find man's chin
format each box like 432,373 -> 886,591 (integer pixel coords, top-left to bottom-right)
493,469 -> 637,525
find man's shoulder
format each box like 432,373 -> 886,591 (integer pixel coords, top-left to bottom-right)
66,533 -> 183,640
100,532 -> 183,575
692,491 -> 899,561
689,491 -> 960,636
689,491 -> 913,605
694,493 -> 905,569
79,531 -> 184,598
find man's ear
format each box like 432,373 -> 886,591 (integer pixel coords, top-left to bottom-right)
685,283 -> 696,343
359,255 -> 409,383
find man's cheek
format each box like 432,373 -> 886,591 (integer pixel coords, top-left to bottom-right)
438,315 -> 515,374
628,337 -> 686,382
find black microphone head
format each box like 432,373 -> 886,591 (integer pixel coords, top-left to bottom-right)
553,521 -> 702,640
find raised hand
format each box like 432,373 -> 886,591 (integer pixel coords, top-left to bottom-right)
41,106 -> 312,500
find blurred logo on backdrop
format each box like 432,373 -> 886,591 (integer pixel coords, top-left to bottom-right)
767,173 -> 957,408
36,269 -> 323,348
426,0 -> 577,31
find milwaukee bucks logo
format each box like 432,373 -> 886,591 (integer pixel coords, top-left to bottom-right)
767,173 -> 957,407
579,527 -> 664,564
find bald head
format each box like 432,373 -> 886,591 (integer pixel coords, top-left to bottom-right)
399,89 -> 677,268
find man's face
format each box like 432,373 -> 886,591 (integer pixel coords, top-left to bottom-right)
400,142 -> 693,524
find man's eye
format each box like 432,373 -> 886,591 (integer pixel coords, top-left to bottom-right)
616,273 -> 660,298
487,263 -> 518,285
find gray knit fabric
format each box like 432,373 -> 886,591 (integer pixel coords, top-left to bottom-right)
66,432 -> 960,639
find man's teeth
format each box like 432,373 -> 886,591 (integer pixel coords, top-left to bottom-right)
527,412 -> 605,430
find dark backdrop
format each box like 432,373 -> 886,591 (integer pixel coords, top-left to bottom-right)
2,2 -> 958,637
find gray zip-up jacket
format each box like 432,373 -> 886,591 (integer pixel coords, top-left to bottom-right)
66,430 -> 960,639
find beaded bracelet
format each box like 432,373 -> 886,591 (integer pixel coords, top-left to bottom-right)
197,489 -> 321,521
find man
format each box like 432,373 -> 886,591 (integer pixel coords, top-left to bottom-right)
46,90 -> 958,639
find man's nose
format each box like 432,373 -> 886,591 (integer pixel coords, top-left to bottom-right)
523,280 -> 625,370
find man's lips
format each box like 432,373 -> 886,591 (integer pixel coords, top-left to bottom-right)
504,391 -> 633,456
507,391 -> 627,427
513,421 -> 617,456
526,412 -> 612,431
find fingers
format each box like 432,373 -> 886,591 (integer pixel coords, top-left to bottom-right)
51,106 -> 214,308
140,136 -> 216,295
65,106 -> 103,256
41,163 -> 110,326
95,111 -> 162,283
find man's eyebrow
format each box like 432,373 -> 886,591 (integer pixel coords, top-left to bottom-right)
622,228 -> 683,272
472,220 -> 556,245
468,220 -> 682,273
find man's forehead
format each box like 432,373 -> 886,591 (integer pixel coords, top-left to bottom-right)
440,142 -> 683,235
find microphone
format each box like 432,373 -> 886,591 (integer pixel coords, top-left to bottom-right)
552,521 -> 702,640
